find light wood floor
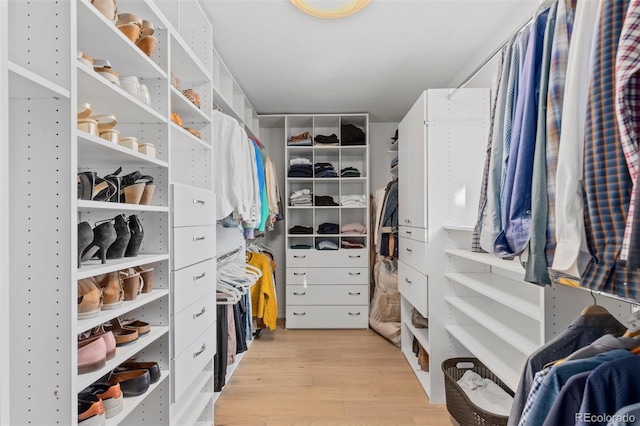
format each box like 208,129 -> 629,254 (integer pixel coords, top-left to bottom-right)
214,325 -> 453,426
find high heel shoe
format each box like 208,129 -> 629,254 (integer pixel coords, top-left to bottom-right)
103,214 -> 131,260
95,272 -> 124,310
124,215 -> 144,257
138,176 -> 155,205
119,268 -> 143,301
78,222 -> 94,268
81,221 -> 117,264
77,171 -> 119,202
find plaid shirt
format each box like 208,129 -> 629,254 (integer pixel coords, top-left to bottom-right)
583,0 -> 639,299
616,0 -> 640,261
518,366 -> 552,426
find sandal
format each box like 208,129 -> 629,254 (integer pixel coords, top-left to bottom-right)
119,268 -> 143,301
120,318 -> 150,336
134,266 -> 153,293
107,318 -> 139,346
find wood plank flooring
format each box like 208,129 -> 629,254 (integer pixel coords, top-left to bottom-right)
214,326 -> 453,426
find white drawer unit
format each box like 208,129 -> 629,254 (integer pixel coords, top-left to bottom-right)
286,305 -> 369,329
286,249 -> 368,268
172,324 -> 216,402
286,285 -> 368,305
398,236 -> 428,275
173,293 -> 217,357
172,258 -> 216,315
286,267 -> 368,285
171,183 -> 216,228
172,225 -> 216,270
399,226 -> 428,243
398,261 -> 428,318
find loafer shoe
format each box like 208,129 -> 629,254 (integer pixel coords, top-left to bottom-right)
80,383 -> 123,419
115,359 -> 160,383
78,336 -> 107,375
107,369 -> 150,397
79,325 -> 116,360
78,394 -> 105,425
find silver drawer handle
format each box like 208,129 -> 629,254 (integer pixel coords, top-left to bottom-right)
293,292 -> 306,296
294,255 -> 306,259
193,272 -> 206,281
406,248 -> 413,253
349,312 -> 361,316
349,272 -> 361,276
293,312 -> 306,316
193,198 -> 206,205
349,255 -> 361,258
293,272 -> 306,276
405,278 -> 412,284
193,306 -> 206,319
193,236 -> 206,242
348,292 -> 361,296
405,230 -> 412,235
193,343 -> 206,358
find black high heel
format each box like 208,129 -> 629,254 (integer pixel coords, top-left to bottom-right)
81,221 -> 117,264
100,214 -> 131,260
125,215 -> 144,257
77,222 -> 94,268
104,167 -> 123,204
77,171 -> 119,202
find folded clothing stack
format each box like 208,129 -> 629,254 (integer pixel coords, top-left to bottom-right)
290,244 -> 312,249
314,195 -> 339,206
340,194 -> 367,207
341,124 -> 366,146
341,167 -> 361,177
341,240 -> 365,249
289,225 -> 313,234
341,222 -> 366,234
316,239 -> 339,250
290,189 -> 312,206
314,134 -> 339,146
288,131 -> 312,146
317,222 -> 339,234
314,162 -> 338,178
288,157 -> 313,177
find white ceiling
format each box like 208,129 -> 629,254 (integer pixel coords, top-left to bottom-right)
200,0 -> 540,122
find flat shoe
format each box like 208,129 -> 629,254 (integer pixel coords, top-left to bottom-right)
107,369 -> 150,397
115,359 -> 160,383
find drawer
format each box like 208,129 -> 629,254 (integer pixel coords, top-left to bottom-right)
398,261 -> 428,317
286,285 -> 368,305
173,323 -> 216,402
173,293 -> 217,357
286,305 -> 368,329
172,259 -> 216,314
286,267 -> 368,285
171,183 -> 216,227
399,226 -> 428,243
172,225 -> 216,270
398,236 -> 427,275
286,249 -> 367,267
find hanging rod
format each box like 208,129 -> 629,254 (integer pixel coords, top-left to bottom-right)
217,245 -> 243,264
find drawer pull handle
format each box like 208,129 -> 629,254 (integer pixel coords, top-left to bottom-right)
293,292 -> 306,296
193,272 -> 206,281
349,255 -> 361,259
293,272 -> 306,276
193,198 -> 206,205
349,312 -> 361,316
293,312 -> 306,316
348,272 -> 361,276
193,343 -> 206,358
193,236 -> 206,242
193,307 -> 206,319
406,230 -> 412,235
294,255 -> 306,259
348,292 -> 361,296
406,248 -> 413,253
405,278 -> 412,284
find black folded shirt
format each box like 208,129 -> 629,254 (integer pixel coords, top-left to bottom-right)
314,195 -> 339,206
317,222 -> 339,234
289,225 -> 313,234
314,134 -> 339,144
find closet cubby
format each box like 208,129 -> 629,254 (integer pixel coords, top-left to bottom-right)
313,115 -> 340,140
287,115 -> 313,139
340,147 -> 368,176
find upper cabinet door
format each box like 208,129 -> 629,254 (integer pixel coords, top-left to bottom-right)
398,109 -> 411,227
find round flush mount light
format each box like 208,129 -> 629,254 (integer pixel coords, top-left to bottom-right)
290,0 -> 371,19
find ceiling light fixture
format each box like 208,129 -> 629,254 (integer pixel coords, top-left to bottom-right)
290,0 -> 371,19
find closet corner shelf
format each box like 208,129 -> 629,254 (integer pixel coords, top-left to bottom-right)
77,131 -> 169,168
76,254 -> 171,280
443,225 -> 474,232
403,318 -> 430,351
77,326 -> 170,391
170,122 -> 212,150
76,289 -> 170,334
170,86 -> 211,124
169,34 -> 212,84
77,200 -> 170,213
104,370 -> 170,426
401,347 -> 431,397
445,248 -> 525,275
8,61 -> 71,99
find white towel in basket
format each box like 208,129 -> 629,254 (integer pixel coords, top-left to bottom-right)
457,370 -> 514,416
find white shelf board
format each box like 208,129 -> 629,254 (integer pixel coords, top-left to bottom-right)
446,296 -> 538,355
445,248 -> 525,275
446,325 -> 524,392
77,200 -> 169,213
404,319 -> 430,351
77,289 -> 170,333
77,131 -> 169,168
105,370 -> 170,426
287,233 -> 368,238
170,122 -> 211,151
77,326 -> 169,391
77,0 -> 166,79
401,347 -> 431,398
76,254 -> 170,280
170,87 -> 211,124
446,272 -> 541,320
174,393 -> 213,426
444,225 -> 474,232
170,35 -> 211,83
287,178 -> 314,182
8,62 -> 70,99
77,66 -> 167,124
287,206 -> 314,209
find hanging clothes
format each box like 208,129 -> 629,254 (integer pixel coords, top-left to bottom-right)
247,252 -> 277,331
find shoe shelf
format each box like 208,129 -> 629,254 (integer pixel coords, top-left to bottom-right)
175,392 -> 213,425
77,132 -> 169,169
77,325 -> 169,391
77,0 -> 167,79
8,62 -> 71,99
77,200 -> 170,213
77,289 -> 170,334
173,370 -> 213,423
404,318 -> 430,352
401,346 -> 431,397
170,123 -> 211,151
170,34 -> 211,85
445,248 -> 525,276
105,369 -> 170,426
77,254 -> 170,280
170,86 -> 211,124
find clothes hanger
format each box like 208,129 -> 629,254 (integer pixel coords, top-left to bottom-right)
580,290 -> 611,315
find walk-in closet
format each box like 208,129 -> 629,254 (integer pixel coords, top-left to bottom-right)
2,1 -> 640,425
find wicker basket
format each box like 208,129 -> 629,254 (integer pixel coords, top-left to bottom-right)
441,358 -> 514,426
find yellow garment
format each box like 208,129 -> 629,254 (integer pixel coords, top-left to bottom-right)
248,252 -> 277,331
